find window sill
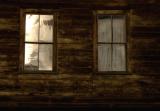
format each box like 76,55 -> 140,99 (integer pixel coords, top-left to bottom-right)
19,70 -> 57,75
94,71 -> 131,75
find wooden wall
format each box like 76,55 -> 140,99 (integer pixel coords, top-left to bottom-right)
0,0 -> 159,109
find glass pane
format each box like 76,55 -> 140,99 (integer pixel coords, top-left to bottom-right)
113,16 -> 126,43
24,43 -> 38,70
39,44 -> 53,70
25,14 -> 39,42
98,16 -> 112,43
39,15 -> 53,42
112,44 -> 126,71
98,44 -> 112,71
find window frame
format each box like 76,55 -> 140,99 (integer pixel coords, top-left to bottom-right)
93,11 -> 129,74
19,9 -> 58,74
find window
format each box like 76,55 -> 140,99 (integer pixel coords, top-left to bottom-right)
20,11 -> 57,73
95,15 -> 127,72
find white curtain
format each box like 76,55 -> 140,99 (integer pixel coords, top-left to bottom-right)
98,44 -> 112,71
98,15 -> 126,72
40,15 -> 54,42
98,17 -> 112,43
112,44 -> 126,71
25,14 -> 39,42
113,16 -> 126,43
39,44 -> 53,70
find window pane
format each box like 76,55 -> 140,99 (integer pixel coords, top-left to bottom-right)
98,16 -> 112,43
40,15 -> 53,42
25,14 -> 39,42
24,44 -> 38,70
98,44 -> 112,71
113,16 -> 126,43
112,44 -> 126,71
39,44 -> 53,70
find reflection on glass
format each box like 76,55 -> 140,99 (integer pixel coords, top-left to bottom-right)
39,44 -> 53,70
25,14 -> 39,42
40,15 -> 53,42
24,44 -> 38,70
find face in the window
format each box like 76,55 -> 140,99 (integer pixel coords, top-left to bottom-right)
24,14 -> 54,71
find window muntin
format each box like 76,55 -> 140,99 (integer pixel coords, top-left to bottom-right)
24,14 -> 55,72
97,15 -> 127,72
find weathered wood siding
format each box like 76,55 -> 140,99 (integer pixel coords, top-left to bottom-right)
0,0 -> 159,108
130,8 -> 160,75
58,9 -> 93,74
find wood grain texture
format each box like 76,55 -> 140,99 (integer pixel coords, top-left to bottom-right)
0,0 -> 159,108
